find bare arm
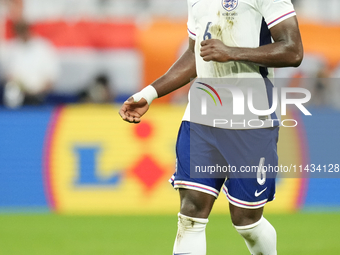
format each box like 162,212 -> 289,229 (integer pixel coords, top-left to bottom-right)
200,16 -> 303,68
119,38 -> 196,123
151,38 -> 196,97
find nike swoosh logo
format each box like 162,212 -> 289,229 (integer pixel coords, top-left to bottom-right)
174,253 -> 191,255
255,187 -> 267,197
192,0 -> 201,7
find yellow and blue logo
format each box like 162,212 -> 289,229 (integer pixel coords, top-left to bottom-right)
43,104 -> 307,214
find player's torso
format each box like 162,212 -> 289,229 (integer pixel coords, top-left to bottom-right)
190,0 -> 263,46
189,0 -> 268,78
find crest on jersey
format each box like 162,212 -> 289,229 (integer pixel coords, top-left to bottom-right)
222,0 -> 238,12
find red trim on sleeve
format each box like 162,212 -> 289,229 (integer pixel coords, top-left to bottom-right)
188,28 -> 196,37
267,11 -> 295,27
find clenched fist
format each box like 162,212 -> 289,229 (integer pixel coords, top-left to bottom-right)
200,39 -> 235,63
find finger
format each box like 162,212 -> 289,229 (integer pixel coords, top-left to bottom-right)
125,97 -> 147,107
200,45 -> 208,52
129,111 -> 141,118
119,108 -> 128,120
118,111 -> 125,120
120,113 -> 133,123
126,115 -> 136,123
203,55 -> 212,62
126,112 -> 135,121
127,115 -> 140,124
200,49 -> 211,58
123,97 -> 135,105
200,43 -> 210,50
133,118 -> 141,124
123,118 -> 133,123
201,39 -> 209,46
200,44 -> 212,52
200,48 -> 208,56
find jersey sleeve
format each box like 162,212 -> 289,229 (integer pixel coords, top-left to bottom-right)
256,0 -> 296,29
187,0 -> 196,40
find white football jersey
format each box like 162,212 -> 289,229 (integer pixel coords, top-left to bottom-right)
183,0 -> 296,129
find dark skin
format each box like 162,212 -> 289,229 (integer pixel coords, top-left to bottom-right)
200,17 -> 303,67
119,38 -> 196,123
119,16 -> 303,226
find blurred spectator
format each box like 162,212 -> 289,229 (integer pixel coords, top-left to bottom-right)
275,54 -> 333,107
294,0 -> 340,23
22,0 -> 186,21
78,74 -> 113,103
333,64 -> 340,78
310,67 -> 331,106
1,20 -> 59,108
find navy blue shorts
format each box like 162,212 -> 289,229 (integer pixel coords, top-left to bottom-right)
170,121 -> 279,209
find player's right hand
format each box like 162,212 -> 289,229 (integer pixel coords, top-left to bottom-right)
118,97 -> 149,124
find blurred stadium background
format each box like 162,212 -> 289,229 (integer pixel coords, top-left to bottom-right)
0,0 -> 339,254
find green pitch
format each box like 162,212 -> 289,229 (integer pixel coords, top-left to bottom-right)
0,213 -> 339,254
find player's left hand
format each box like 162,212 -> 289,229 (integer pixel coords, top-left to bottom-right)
200,39 -> 233,62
